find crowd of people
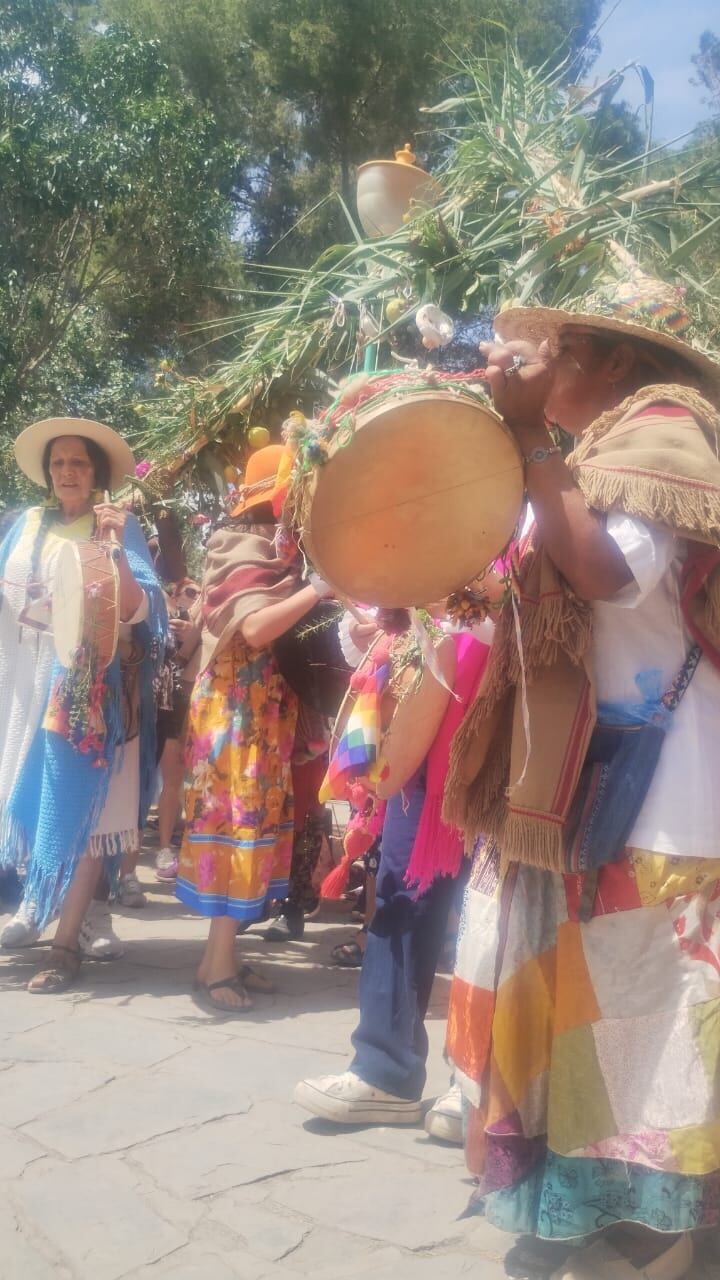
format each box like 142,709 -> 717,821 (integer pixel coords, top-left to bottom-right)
1,278 -> 720,1280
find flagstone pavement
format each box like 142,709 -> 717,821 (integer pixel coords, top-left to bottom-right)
1,859 -> 718,1280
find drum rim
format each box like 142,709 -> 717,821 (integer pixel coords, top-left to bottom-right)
325,385 -> 510,452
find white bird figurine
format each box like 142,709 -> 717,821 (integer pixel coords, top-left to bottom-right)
415,303 -> 454,350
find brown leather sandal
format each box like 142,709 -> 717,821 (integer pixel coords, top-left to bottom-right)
28,945 -> 82,994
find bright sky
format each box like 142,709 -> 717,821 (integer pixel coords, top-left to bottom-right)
590,0 -> 717,141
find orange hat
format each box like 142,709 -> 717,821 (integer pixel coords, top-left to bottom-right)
231,444 -> 286,517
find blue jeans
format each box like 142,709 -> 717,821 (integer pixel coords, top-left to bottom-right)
349,772 -> 460,1100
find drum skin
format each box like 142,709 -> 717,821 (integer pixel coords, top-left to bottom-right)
303,391 -> 523,607
52,540 -> 120,671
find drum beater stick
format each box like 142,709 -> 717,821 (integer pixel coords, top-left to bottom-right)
103,490 -> 122,562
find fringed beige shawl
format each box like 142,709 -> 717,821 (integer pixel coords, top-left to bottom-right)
443,385 -> 720,872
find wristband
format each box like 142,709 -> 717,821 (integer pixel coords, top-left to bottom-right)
524,445 -> 561,466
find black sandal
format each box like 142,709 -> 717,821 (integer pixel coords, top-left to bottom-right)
194,975 -> 254,1018
28,944 -> 82,995
330,928 -> 367,968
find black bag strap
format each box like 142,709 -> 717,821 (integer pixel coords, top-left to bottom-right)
577,640 -> 702,924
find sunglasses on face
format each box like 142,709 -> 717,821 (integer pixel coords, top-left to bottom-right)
178,586 -> 200,600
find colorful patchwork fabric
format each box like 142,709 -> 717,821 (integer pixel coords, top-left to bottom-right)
319,659 -> 390,802
448,846 -> 720,1238
474,1150 -> 720,1241
176,635 -> 297,921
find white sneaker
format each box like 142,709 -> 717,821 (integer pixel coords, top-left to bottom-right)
117,872 -> 146,908
424,1082 -> 463,1144
78,902 -> 124,960
155,847 -> 178,882
293,1070 -> 423,1125
0,900 -> 40,948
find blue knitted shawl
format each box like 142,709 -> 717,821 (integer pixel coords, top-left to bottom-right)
0,510 -> 167,926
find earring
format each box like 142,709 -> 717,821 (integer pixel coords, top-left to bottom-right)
43,491 -> 60,509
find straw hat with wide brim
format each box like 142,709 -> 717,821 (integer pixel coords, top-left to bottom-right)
231,444 -> 289,517
15,417 -> 136,491
494,276 -> 720,408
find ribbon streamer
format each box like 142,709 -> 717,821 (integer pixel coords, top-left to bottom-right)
409,607 -> 460,701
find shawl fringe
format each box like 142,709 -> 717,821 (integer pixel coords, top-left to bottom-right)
498,813 -> 565,877
17,865 -> 70,931
446,696 -> 512,832
0,803 -> 31,869
88,828 -> 139,860
403,796 -> 463,895
575,468 -> 720,546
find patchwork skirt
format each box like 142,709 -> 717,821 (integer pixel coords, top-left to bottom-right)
447,845 -> 720,1239
176,636 -> 297,921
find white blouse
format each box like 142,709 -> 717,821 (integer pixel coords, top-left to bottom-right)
593,513 -> 720,859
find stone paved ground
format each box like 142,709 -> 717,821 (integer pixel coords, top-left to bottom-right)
1,856 -> 718,1280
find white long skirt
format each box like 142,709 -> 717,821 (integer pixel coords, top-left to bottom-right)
87,736 -> 140,858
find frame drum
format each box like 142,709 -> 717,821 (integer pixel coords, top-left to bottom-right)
52,540 -> 120,671
303,390 -> 523,607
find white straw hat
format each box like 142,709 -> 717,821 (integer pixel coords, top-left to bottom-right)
14,417 -> 136,491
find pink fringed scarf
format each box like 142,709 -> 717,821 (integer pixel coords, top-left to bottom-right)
404,631 -> 490,896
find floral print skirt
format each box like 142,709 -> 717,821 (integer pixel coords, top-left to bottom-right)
448,845 -> 720,1240
176,636 -> 298,921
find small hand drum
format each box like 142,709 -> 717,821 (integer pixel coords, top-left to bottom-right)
52,540 -> 120,671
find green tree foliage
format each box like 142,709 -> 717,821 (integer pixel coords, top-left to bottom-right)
693,30 -> 720,115
686,33 -> 720,318
0,306 -> 147,510
103,0 -> 602,263
0,0 -> 236,501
